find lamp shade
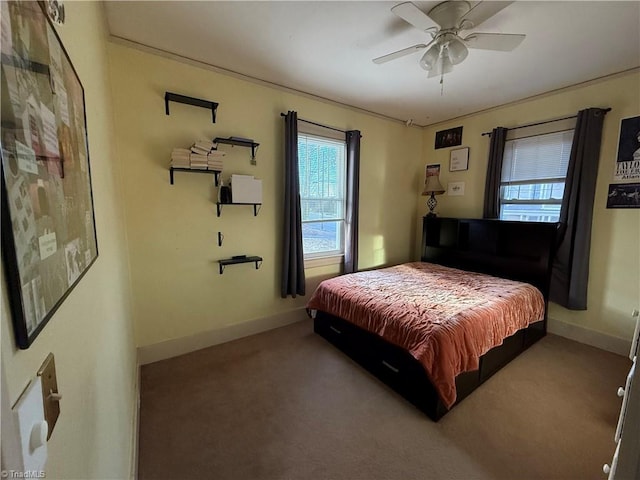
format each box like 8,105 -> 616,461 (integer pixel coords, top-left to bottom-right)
422,175 -> 445,195
446,37 -> 468,65
419,44 -> 441,71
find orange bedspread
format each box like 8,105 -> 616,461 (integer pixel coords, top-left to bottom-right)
307,262 -> 545,408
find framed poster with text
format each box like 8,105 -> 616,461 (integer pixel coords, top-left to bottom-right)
449,147 -> 469,172
1,1 -> 98,348
614,115 -> 640,181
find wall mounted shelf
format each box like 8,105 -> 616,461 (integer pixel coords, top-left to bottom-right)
169,167 -> 221,186
213,137 -> 259,165
165,92 -> 218,123
216,202 -> 261,217
218,256 -> 263,274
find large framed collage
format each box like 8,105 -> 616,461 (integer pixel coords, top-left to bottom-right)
1,1 -> 98,348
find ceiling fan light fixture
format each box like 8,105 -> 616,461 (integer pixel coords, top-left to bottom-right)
419,43 -> 441,70
376,1 -> 525,79
445,37 -> 468,65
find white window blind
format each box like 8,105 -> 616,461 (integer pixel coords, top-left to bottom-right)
500,129 -> 574,222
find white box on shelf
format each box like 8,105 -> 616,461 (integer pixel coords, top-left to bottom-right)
231,174 -> 262,203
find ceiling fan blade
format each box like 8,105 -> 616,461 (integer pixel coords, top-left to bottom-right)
459,1 -> 514,29
464,33 -> 525,51
391,2 -> 439,31
372,43 -> 429,64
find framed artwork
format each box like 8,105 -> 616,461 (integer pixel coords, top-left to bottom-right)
606,183 -> 640,209
424,163 -> 440,182
1,1 -> 98,349
449,147 -> 469,172
613,115 -> 640,181
435,126 -> 463,149
447,181 -> 465,196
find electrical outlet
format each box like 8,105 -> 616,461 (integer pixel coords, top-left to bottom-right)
37,353 -> 60,440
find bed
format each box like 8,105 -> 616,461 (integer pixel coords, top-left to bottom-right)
308,217 -> 558,421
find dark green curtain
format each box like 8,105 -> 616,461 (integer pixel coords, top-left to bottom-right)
281,111 -> 305,298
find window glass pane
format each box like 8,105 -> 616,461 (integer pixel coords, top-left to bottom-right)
550,182 -> 565,199
500,182 -> 565,202
298,133 -> 346,257
298,135 -> 345,201
301,199 -> 342,222
302,221 -> 342,255
500,204 -> 561,223
499,128 -> 573,223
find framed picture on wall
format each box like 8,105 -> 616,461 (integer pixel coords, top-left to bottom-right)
449,147 -> 469,172
613,115 -> 640,181
424,163 -> 440,183
1,0 -> 98,349
435,126 -> 463,149
606,183 -> 640,209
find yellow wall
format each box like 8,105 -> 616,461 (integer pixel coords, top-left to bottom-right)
418,71 -> 640,341
107,42 -> 422,348
1,3 -> 136,478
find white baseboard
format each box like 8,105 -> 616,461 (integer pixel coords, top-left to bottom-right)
130,364 -> 140,480
137,308 -> 309,365
548,317 -> 631,356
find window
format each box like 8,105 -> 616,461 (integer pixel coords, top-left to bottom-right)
500,129 -> 574,222
297,133 -> 346,258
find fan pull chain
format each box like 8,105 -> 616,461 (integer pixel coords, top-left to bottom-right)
440,74 -> 444,96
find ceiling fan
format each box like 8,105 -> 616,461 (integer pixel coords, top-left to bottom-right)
373,1 -> 525,78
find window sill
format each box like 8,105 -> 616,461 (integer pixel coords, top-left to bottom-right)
304,255 -> 344,269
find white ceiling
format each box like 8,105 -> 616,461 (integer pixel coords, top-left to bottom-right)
105,1 -> 640,127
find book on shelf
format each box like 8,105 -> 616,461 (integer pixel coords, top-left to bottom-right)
171,140 -> 229,170
192,140 -> 215,152
172,147 -> 191,156
206,150 -> 224,171
171,161 -> 190,168
171,148 -> 190,168
190,152 -> 208,169
190,146 -> 210,155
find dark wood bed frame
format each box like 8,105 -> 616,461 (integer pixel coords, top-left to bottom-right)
313,217 -> 558,421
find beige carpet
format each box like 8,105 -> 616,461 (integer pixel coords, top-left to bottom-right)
138,320 -> 629,480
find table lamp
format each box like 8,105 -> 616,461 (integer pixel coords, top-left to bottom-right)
422,175 -> 445,217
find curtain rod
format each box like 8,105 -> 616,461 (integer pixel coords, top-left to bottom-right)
481,108 -> 611,137
280,112 -> 347,134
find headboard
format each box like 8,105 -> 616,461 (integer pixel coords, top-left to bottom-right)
421,217 -> 558,301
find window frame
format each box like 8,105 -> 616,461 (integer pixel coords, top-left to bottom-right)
297,131 -> 347,261
498,125 -> 575,223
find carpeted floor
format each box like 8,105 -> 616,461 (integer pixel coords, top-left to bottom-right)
138,320 -> 629,480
